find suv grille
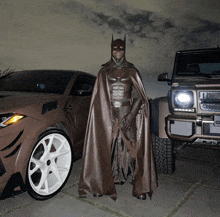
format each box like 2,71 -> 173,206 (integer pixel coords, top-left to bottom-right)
199,91 -> 220,112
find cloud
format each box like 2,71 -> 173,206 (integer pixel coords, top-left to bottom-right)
2,0 -> 220,79
172,17 -> 220,49
60,1 -> 220,48
93,13 -> 125,32
58,0 -> 220,76
92,9 -> 177,43
60,2 -> 177,43
192,18 -> 220,34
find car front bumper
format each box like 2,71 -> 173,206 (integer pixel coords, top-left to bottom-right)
0,116 -> 43,197
166,115 -> 220,143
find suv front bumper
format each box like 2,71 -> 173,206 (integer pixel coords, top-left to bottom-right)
166,115 -> 220,143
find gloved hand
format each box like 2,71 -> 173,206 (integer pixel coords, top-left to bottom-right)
121,112 -> 135,131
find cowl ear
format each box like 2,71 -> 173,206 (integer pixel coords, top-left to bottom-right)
124,35 -> 126,44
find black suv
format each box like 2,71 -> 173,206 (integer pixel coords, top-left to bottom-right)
151,47 -> 220,174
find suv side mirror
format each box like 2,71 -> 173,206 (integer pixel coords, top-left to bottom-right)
158,73 -> 168,81
158,73 -> 172,84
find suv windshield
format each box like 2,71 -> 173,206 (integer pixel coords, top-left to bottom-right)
0,70 -> 74,94
175,52 -> 220,76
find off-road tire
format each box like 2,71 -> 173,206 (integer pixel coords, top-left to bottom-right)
152,133 -> 175,174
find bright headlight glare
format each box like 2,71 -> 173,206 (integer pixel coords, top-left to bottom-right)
174,91 -> 194,108
176,93 -> 191,104
3,114 -> 25,126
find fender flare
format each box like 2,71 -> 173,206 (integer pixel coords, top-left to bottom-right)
150,97 -> 170,138
14,120 -> 71,184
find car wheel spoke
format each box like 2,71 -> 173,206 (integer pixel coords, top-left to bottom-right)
50,139 -> 70,159
44,179 -> 49,194
36,167 -> 49,191
29,157 -> 44,174
51,164 -> 62,184
42,135 -> 54,156
50,149 -> 70,159
47,134 -> 54,152
56,166 -> 69,172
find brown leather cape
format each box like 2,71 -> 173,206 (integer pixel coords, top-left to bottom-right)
78,64 -> 158,200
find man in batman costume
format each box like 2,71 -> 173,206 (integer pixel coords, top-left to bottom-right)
78,36 -> 157,200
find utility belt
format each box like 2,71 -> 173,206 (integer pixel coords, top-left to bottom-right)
111,99 -> 131,108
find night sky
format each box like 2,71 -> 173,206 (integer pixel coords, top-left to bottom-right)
1,0 -> 220,97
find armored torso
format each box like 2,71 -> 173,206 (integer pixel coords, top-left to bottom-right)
108,68 -> 133,108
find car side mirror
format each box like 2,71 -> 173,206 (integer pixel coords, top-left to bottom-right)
75,84 -> 93,96
76,89 -> 93,96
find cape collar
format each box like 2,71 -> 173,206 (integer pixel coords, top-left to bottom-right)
112,57 -> 126,68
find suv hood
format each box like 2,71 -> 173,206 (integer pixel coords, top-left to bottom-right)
173,77 -> 220,88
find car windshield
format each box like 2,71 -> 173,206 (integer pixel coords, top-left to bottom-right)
0,70 -> 74,94
175,52 -> 220,77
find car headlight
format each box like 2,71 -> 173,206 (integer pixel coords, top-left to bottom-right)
0,113 -> 25,127
173,91 -> 194,108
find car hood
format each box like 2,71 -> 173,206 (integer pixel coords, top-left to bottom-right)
0,91 -> 64,117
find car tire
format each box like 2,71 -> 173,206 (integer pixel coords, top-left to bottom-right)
152,133 -> 175,174
26,129 -> 73,200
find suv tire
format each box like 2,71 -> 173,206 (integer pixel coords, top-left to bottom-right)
152,133 -> 175,174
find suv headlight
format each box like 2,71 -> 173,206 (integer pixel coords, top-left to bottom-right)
0,113 -> 25,128
173,91 -> 194,108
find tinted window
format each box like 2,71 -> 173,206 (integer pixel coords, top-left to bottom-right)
0,71 -> 75,94
175,52 -> 220,75
70,74 -> 96,96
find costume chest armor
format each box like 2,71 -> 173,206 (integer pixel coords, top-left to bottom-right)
107,68 -> 133,108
